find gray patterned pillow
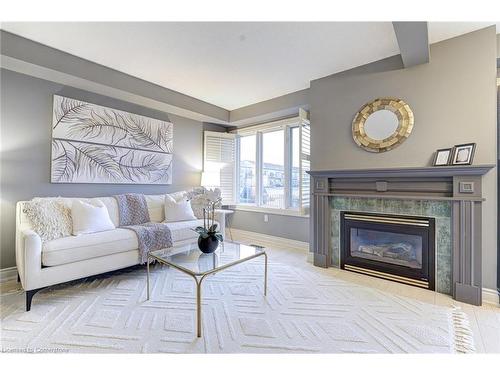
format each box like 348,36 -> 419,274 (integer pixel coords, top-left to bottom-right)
23,198 -> 73,242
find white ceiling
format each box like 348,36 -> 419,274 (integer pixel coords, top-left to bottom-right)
1,22 -> 498,110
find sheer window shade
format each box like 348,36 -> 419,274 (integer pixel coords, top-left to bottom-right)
203,131 -> 236,204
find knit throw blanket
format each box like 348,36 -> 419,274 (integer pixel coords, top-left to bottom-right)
114,194 -> 172,264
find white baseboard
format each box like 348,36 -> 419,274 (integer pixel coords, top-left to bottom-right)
482,288 -> 499,306
229,228 -> 309,253
0,266 -> 17,283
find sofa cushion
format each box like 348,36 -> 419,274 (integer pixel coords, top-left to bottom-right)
42,228 -> 138,267
95,197 -> 120,227
164,195 -> 197,222
71,199 -> 115,235
166,190 -> 187,202
168,219 -> 217,242
144,194 -> 165,223
41,219 -> 214,266
23,198 -> 73,242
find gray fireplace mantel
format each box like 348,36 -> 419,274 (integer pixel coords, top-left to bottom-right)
308,164 -> 495,178
307,164 -> 495,306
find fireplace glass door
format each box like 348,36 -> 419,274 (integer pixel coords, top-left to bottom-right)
341,212 -> 435,290
350,228 -> 423,269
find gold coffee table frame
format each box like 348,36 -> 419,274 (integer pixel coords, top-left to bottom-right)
146,243 -> 267,338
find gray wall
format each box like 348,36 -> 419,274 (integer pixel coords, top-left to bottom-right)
230,210 -> 309,243
0,68 -> 210,269
309,27 -> 498,289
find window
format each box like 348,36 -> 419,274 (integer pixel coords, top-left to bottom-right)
262,130 -> 285,209
234,112 -> 310,214
238,134 -> 256,204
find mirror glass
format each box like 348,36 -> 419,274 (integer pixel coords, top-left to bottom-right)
364,109 -> 399,140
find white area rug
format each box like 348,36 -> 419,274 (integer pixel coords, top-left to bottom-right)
0,260 -> 474,353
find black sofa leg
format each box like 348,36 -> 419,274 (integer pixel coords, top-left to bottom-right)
26,288 -> 42,311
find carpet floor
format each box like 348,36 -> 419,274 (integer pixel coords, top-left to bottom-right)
0,259 -> 474,353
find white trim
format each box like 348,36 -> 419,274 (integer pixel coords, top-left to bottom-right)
203,130 -> 236,140
232,205 -> 309,218
0,267 -> 17,283
482,288 -> 500,306
230,228 -> 309,253
231,116 -> 300,135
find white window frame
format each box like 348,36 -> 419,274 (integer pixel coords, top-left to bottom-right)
232,114 -> 309,216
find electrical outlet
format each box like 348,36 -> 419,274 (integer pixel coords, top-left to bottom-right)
264,214 -> 269,222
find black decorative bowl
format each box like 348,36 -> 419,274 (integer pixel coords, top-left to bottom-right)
198,235 -> 219,253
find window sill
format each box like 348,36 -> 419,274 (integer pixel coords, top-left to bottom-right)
230,205 -> 309,218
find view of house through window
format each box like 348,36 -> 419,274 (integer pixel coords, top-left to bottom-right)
262,130 -> 285,209
238,134 -> 256,204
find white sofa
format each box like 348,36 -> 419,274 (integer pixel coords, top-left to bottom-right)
15,192 -> 226,311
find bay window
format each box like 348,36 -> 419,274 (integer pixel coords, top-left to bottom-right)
203,111 -> 310,215
235,111 -> 310,215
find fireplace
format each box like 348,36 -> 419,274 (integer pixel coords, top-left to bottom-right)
309,165 -> 494,305
341,212 -> 435,290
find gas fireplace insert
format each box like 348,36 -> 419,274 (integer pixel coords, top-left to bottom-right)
340,212 -> 435,290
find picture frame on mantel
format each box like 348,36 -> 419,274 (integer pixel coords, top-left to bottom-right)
432,148 -> 453,166
451,143 -> 476,166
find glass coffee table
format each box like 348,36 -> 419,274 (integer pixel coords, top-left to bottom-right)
147,241 -> 267,337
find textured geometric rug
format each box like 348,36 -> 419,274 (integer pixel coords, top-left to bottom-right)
0,260 -> 474,353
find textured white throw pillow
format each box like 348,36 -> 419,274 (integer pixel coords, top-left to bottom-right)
71,199 -> 115,235
23,198 -> 73,242
164,194 -> 197,222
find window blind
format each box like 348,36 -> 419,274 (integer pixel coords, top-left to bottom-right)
299,109 -> 311,215
203,131 -> 236,204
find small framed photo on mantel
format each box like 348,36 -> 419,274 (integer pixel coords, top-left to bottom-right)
433,148 -> 453,166
451,143 -> 476,165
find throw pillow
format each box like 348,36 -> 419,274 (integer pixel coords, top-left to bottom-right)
186,187 -> 222,219
164,194 -> 197,222
71,199 -> 115,235
23,198 -> 73,242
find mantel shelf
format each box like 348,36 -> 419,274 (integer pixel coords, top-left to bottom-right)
307,164 -> 495,178
313,192 -> 485,202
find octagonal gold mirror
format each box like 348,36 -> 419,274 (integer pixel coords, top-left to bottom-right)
352,98 -> 414,153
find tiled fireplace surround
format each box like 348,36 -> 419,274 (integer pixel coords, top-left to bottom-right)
308,165 -> 494,306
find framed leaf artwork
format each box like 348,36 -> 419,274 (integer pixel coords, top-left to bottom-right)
51,95 -> 173,184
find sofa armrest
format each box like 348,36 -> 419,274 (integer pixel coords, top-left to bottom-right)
16,229 -> 42,290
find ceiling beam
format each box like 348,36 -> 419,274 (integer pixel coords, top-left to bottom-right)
392,22 -> 430,68
229,88 -> 310,127
0,30 -> 230,124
